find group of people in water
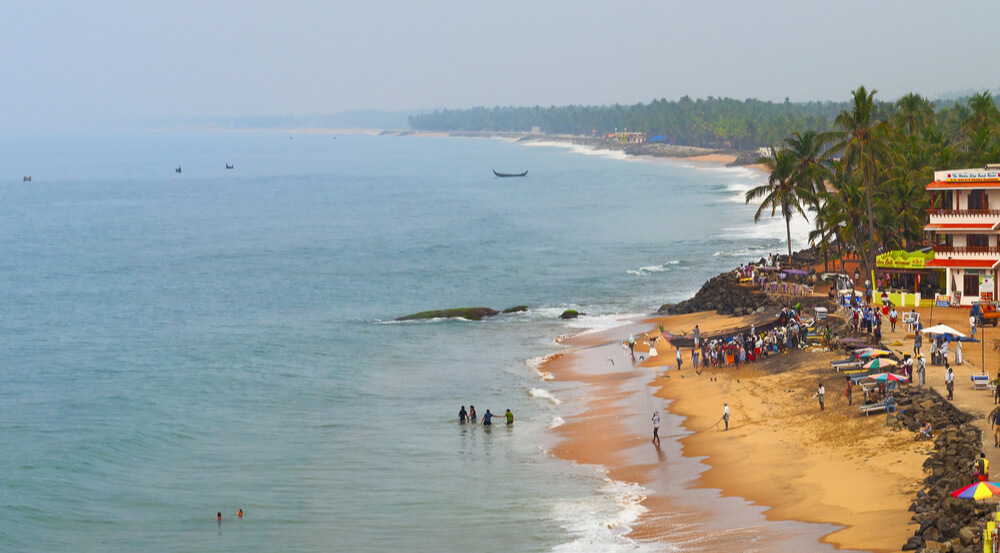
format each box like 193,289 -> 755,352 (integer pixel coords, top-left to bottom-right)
216,509 -> 243,521
459,405 -> 513,426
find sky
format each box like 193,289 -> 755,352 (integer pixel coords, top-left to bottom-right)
1,0 -> 998,132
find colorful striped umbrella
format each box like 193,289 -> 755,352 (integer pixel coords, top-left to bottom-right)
858,349 -> 892,359
950,481 -> 1000,500
863,358 -> 898,370
867,371 -> 906,382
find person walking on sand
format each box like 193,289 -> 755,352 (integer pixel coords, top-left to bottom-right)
889,306 -> 898,332
917,354 -> 926,386
813,382 -> 825,411
651,411 -> 661,444
945,365 -> 955,400
845,377 -> 853,406
914,330 -> 922,357
991,408 -> 1000,447
723,403 -> 730,430
693,325 -> 700,349
972,313 -> 978,339
676,348 -> 682,371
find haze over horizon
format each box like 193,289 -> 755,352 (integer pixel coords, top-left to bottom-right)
2,0 -> 998,133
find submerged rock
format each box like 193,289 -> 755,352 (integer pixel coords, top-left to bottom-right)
559,309 -> 580,319
395,307 -> 500,321
502,305 -> 529,314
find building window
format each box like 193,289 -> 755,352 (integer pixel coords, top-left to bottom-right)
966,272 -> 981,296
968,234 -> 991,249
969,190 -> 989,211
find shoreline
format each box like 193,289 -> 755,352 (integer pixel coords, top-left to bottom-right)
539,261 -> 999,552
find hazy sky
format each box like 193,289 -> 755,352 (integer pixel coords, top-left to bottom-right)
2,0 -> 998,131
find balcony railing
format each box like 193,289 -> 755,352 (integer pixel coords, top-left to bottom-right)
927,209 -> 1000,217
932,245 -> 1000,254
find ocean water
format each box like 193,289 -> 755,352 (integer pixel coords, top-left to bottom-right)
0,132 -> 806,552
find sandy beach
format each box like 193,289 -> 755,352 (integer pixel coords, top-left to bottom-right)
541,274 -> 1000,553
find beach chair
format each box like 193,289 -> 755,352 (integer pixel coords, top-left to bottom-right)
859,396 -> 895,416
972,374 -> 991,390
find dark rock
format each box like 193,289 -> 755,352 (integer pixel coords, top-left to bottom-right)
903,536 -> 924,550
395,307 -> 500,321
501,305 -> 529,314
559,310 -> 580,320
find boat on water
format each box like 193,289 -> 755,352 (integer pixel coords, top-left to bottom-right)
226,164 -> 234,169
23,176 -> 31,182
493,169 -> 528,178
175,166 -> 182,174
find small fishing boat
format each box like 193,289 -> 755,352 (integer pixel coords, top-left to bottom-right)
226,164 -> 234,169
493,169 -> 528,178
175,166 -> 182,174
23,176 -> 31,182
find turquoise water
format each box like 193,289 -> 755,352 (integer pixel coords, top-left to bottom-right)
0,132 -> 800,552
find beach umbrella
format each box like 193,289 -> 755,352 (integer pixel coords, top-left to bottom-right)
867,371 -> 906,382
920,324 -> 967,338
858,349 -> 892,359
864,358 -> 898,370
950,481 -> 1000,500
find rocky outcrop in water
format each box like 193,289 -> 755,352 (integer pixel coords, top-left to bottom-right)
395,307 -> 500,321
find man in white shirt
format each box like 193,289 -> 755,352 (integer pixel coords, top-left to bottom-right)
651,412 -> 661,445
945,365 -> 955,400
723,403 -> 730,431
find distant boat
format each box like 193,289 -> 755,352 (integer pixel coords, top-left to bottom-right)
175,166 -> 182,174
23,176 -> 31,182
493,170 -> 528,177
226,164 -> 234,169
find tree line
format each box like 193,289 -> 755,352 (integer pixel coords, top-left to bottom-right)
408,97 -> 855,149
744,87 -> 1000,280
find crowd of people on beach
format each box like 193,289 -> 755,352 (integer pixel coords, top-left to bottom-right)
691,308 -> 806,371
458,405 -> 513,426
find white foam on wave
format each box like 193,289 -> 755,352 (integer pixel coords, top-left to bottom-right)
559,312 -> 644,335
548,416 -> 566,429
550,478 -> 662,553
526,355 -> 557,381
627,260 -> 681,276
530,388 -> 562,405
520,140 -> 634,162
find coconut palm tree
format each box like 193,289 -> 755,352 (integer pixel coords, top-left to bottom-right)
892,93 -> 935,136
746,147 -> 813,259
821,86 -> 898,275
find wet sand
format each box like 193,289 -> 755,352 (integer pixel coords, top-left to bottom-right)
542,303 -> 953,553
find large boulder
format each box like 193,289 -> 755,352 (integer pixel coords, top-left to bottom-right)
395,307 -> 500,321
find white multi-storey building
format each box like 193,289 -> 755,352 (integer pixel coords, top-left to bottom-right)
925,167 -> 1000,305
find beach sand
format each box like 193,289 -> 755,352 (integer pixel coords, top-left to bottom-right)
541,295 -> 993,552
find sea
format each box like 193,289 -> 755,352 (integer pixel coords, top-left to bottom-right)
0,131 -> 810,552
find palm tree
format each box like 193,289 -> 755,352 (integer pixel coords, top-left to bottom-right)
746,147 -> 812,259
786,130 -> 831,197
892,93 -> 935,136
821,86 -> 898,275
964,91 -> 1000,136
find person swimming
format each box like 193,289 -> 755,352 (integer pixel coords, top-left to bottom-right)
459,405 -> 468,424
468,405 -> 477,423
482,409 -> 493,426
217,512 -> 222,521
237,509 -> 243,518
